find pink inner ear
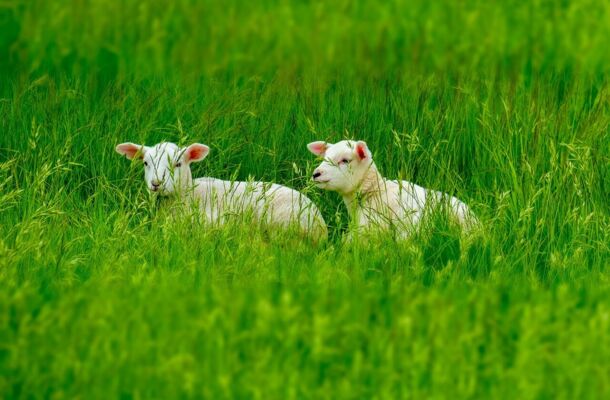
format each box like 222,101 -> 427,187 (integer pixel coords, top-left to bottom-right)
308,142 -> 327,156
356,143 -> 367,160
186,145 -> 207,161
117,144 -> 142,159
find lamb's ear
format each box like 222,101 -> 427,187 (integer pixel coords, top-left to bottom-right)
184,143 -> 209,163
307,141 -> 329,156
116,143 -> 145,160
354,141 -> 371,161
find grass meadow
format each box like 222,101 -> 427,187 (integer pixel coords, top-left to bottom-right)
1,0 -> 609,398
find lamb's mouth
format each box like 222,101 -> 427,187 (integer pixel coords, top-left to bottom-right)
314,180 -> 330,185
150,186 -> 169,195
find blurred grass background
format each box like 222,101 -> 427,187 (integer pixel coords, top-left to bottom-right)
0,0 -> 609,398
3,0 -> 610,80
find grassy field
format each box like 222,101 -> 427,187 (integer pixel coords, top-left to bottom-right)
1,0 -> 609,398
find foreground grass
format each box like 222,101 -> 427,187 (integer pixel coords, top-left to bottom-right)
1,0 -> 610,398
1,215 -> 609,398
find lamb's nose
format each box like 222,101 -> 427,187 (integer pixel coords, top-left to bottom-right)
312,171 -> 322,179
151,179 -> 161,187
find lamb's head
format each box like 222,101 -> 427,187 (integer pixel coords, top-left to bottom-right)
307,140 -> 373,195
116,142 -> 209,196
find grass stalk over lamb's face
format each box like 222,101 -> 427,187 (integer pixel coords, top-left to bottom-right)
116,142 -> 209,196
307,140 -> 373,195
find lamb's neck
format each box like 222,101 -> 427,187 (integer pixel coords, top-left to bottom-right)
175,179 -> 198,203
342,163 -> 386,215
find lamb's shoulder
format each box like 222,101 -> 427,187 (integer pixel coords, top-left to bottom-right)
193,178 -> 252,199
193,177 -> 225,189
366,179 -> 425,232
192,177 -> 230,199
393,179 -> 428,210
393,181 -> 477,227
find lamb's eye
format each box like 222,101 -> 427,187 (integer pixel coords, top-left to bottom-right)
144,161 -> 148,167
341,159 -> 350,164
175,162 -> 182,168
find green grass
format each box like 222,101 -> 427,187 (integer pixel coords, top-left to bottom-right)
1,0 -> 609,398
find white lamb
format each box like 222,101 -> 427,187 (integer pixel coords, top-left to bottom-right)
116,142 -> 327,240
307,140 -> 477,239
